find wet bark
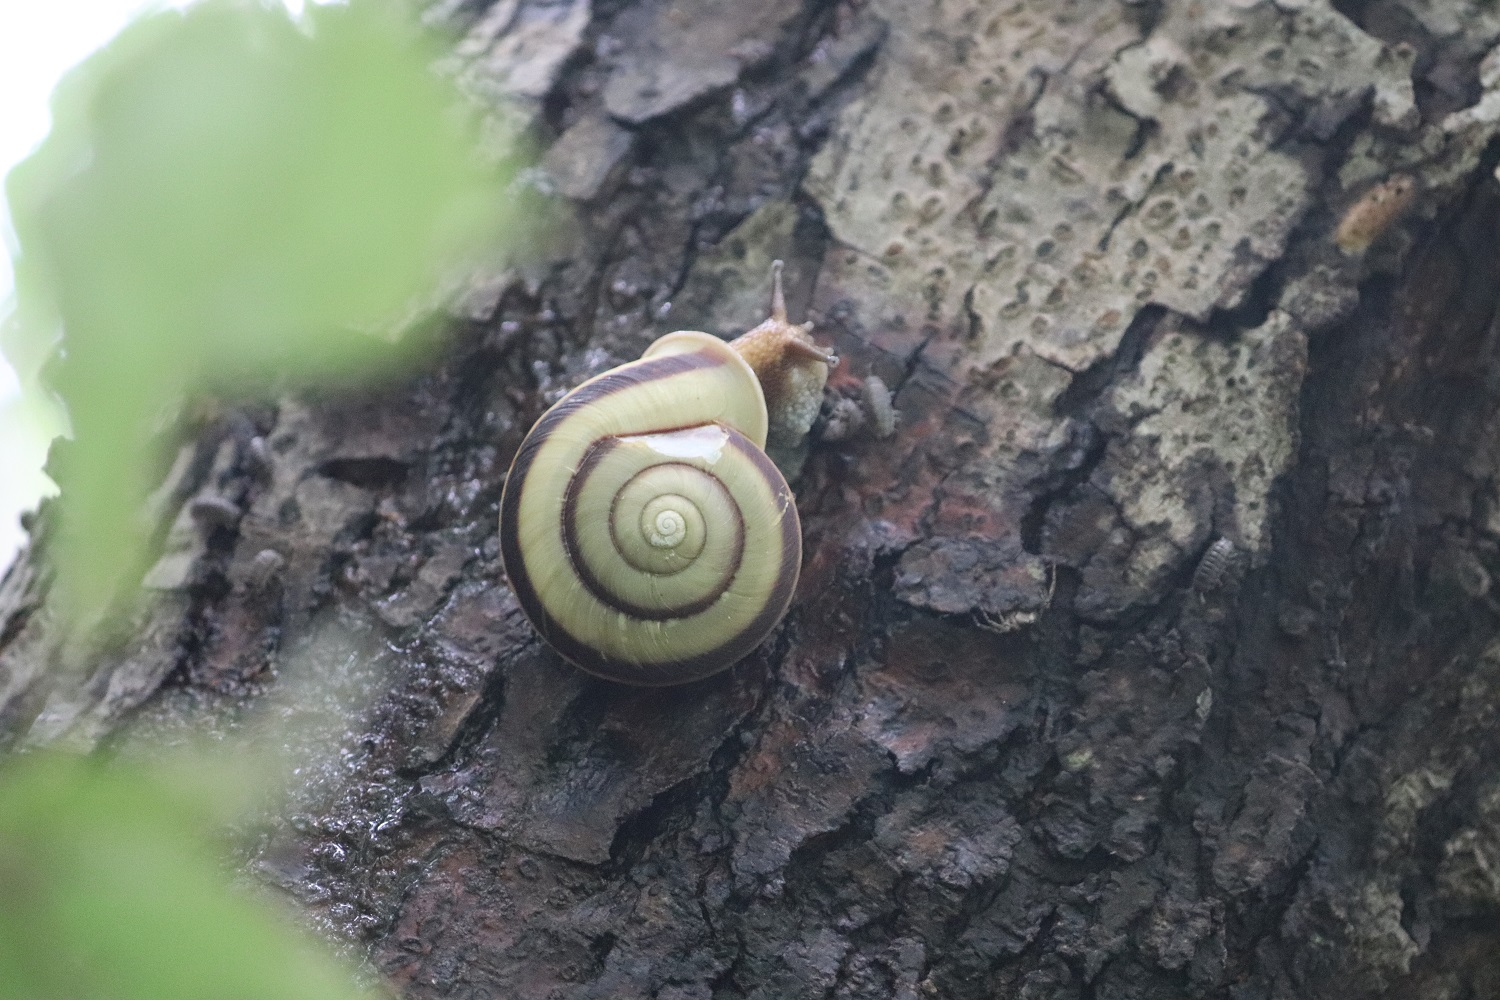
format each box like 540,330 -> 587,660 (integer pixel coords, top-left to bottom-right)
5,0 -> 1500,997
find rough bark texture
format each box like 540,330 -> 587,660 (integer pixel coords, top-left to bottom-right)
6,0 -> 1500,997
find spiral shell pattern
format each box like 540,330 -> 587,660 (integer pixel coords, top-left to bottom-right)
499,331 -> 801,685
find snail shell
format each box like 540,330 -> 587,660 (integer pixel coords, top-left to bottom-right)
499,329 -> 809,685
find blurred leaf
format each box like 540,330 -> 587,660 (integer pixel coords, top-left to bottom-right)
0,753 -> 383,1000
3,0 -> 514,616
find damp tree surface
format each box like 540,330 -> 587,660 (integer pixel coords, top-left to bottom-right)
6,0 -> 1500,997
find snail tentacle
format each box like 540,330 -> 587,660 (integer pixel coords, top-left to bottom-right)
728,260 -> 838,447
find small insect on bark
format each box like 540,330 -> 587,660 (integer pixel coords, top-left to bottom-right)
1192,537 -> 1236,594
1334,174 -> 1417,255
975,563 -> 1056,633
861,375 -> 898,439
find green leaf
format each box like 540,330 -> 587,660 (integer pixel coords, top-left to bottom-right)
0,753 -> 383,1000
4,0 -> 515,616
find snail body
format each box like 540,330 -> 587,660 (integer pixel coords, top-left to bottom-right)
500,266 -> 833,685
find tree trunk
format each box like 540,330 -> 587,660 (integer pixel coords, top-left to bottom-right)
6,0 -> 1500,996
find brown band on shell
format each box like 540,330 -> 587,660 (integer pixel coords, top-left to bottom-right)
713,430 -> 802,666
499,348 -> 723,591
561,447 -> 746,620
499,351 -> 722,634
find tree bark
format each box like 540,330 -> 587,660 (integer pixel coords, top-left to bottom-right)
6,0 -> 1500,997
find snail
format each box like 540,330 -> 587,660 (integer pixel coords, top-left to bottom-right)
499,262 -> 836,685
